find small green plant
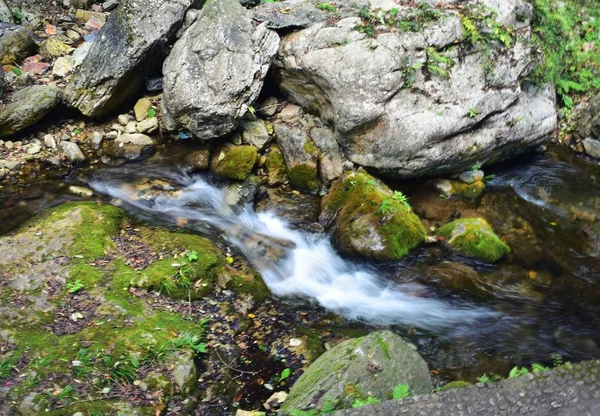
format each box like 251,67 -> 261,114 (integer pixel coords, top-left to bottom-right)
378,199 -> 396,215
426,47 -> 455,79
472,161 -> 483,171
392,383 -> 410,400
352,396 -> 381,408
508,366 -> 529,378
147,108 -> 157,118
172,329 -> 208,354
66,279 -> 84,294
102,355 -> 138,384
476,373 -> 501,383
31,357 -> 53,370
44,385 -> 75,405
288,397 -> 336,415
0,360 -> 14,379
187,251 -> 199,262
11,8 -> 23,24
317,2 -> 336,12
392,191 -> 411,210
467,107 -> 479,118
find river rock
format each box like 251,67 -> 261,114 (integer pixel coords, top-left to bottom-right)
274,1 -> 557,178
65,0 -> 196,117
210,145 -> 258,181
583,138 -> 600,159
40,37 -> 71,59
437,218 -> 510,263
0,85 -> 61,139
280,331 -> 432,413
170,350 -> 199,395
0,24 -> 37,65
186,148 -> 211,172
320,170 -> 426,260
61,141 -> 86,163
272,121 -> 320,193
311,126 -> 344,185
161,0 -> 280,139
137,117 -> 158,134
0,1 -> 11,23
264,145 -> 287,186
241,119 -> 270,150
134,97 -> 152,121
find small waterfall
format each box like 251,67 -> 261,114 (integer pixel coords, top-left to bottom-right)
89,166 -> 496,329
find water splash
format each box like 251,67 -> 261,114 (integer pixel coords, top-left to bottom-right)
89,166 -> 496,329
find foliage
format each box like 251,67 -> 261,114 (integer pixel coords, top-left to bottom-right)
460,4 -> 514,48
66,279 -> 84,294
356,3 -> 441,37
531,0 -> 600,107
392,191 -> 411,210
352,396 -> 381,408
147,108 -> 157,118
392,383 -> 411,400
279,367 -> 292,382
426,47 -> 454,79
467,107 -> 479,118
0,360 -> 14,379
11,8 -> 23,24
171,329 -> 208,354
317,3 -> 336,12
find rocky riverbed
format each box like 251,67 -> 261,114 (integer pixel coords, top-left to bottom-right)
1,0 -> 600,415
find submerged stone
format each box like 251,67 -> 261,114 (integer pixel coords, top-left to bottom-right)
437,218 -> 510,263
320,170 -> 426,260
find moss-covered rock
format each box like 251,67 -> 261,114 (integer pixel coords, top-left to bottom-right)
288,162 -> 319,193
437,218 -> 510,262
210,145 -> 258,181
320,171 -> 426,260
436,179 -> 485,200
264,145 -> 288,186
280,331 -> 432,414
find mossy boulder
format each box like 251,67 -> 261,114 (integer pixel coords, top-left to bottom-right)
437,218 -> 510,262
280,331 -> 432,414
320,171 -> 426,260
210,145 -> 258,181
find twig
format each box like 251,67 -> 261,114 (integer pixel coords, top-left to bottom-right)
214,348 -> 258,375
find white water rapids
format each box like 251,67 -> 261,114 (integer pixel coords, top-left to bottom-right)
89,167 -> 496,329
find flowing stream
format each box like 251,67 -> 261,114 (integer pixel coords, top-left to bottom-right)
89,166 -> 496,329
1,145 -> 600,379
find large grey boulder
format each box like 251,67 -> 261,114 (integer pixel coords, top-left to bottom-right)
274,0 -> 557,178
280,331 -> 432,414
0,23 -> 37,65
161,0 -> 279,139
0,85 -> 61,138
65,0 -> 196,117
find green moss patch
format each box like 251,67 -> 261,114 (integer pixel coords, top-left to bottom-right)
210,145 -> 258,181
288,162 -> 319,193
437,218 -> 510,262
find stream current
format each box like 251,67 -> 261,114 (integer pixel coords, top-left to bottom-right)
1,145 -> 599,379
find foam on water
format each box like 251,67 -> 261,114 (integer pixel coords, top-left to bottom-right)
90,168 -> 496,329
